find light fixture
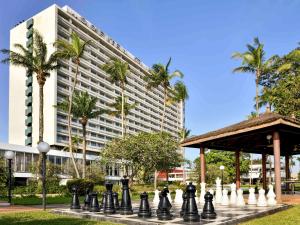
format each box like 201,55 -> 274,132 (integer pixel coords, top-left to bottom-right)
37,142 -> 50,153
219,165 -> 225,170
4,151 -> 15,160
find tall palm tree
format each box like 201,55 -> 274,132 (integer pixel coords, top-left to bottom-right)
1,30 -> 59,142
54,32 -> 90,178
178,128 -> 191,183
104,97 -> 137,134
232,37 -> 272,115
101,57 -> 130,137
59,91 -> 105,178
145,57 -> 183,131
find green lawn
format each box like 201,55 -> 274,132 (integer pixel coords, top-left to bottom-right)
241,204 -> 300,225
0,211 -> 122,225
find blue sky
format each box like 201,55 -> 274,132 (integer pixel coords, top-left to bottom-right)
0,0 -> 300,168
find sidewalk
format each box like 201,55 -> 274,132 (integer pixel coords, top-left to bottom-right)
0,202 -> 68,213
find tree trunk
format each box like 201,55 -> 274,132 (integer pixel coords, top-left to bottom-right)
154,170 -> 158,190
82,122 -> 87,179
255,71 -> 260,116
121,84 -> 125,138
68,60 -> 80,178
38,83 -> 44,143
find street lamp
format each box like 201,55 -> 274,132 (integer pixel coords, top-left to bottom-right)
37,141 -> 50,211
220,165 -> 225,191
4,151 -> 14,205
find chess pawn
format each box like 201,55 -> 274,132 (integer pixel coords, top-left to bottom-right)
221,189 -> 229,206
236,189 -> 245,206
82,188 -> 91,210
180,192 -> 187,217
267,185 -> 277,206
138,192 -> 152,218
230,183 -> 237,205
153,189 -> 160,205
208,189 -> 215,206
247,188 -> 257,205
120,176 -> 133,215
174,189 -> 183,205
89,192 -> 100,212
201,192 -> 217,219
70,186 -> 81,210
199,182 -> 206,204
157,187 -> 173,220
103,182 -> 115,214
113,192 -> 120,210
183,182 -> 200,222
257,188 -> 267,207
215,178 -> 222,204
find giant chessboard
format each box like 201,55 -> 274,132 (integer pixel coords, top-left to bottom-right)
51,203 -> 289,225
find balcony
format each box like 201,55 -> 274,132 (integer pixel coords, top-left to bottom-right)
25,116 -> 32,126
26,29 -> 33,38
25,106 -> 32,116
26,39 -> 33,48
26,76 -> 33,86
25,137 -> 32,146
26,19 -> 34,29
25,87 -> 32,96
25,96 -> 32,106
25,127 -> 32,136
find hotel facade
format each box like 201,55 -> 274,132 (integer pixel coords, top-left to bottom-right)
6,5 -> 184,183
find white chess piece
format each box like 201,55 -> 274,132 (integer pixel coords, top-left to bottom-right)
167,192 -> 173,203
247,188 -> 257,205
257,188 -> 267,207
199,182 -> 206,204
230,183 -> 237,205
174,189 -> 183,205
215,177 -> 222,204
208,189 -> 215,205
153,189 -> 160,205
221,189 -> 229,206
236,188 -> 245,206
267,185 -> 277,206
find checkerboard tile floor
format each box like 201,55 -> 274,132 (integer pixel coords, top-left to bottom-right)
52,203 -> 288,225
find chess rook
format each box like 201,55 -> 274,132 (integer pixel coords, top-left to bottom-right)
89,192 -> 100,212
70,186 -> 81,210
119,176 -> 133,215
138,192 -> 152,218
103,182 -> 115,214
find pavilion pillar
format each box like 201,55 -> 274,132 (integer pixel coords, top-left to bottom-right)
262,153 -> 267,190
285,153 -> 290,192
273,131 -> 282,203
200,147 -> 206,183
235,150 -> 240,189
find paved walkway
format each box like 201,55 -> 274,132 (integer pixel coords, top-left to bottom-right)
0,203 -> 68,213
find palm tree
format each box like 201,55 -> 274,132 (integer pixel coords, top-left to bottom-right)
178,128 -> 191,184
232,38 -> 273,115
1,30 -> 59,142
54,32 -> 90,178
104,97 -> 137,134
145,57 -> 183,131
101,57 -> 130,137
59,91 -> 105,178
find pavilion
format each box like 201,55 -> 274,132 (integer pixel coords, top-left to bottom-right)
181,111 -> 300,203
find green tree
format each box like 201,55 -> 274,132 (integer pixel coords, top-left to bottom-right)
101,58 -> 130,137
145,58 -> 184,131
193,150 -> 250,185
100,132 -> 183,184
54,32 -> 90,178
59,91 -> 105,178
1,30 -> 59,142
104,96 -> 137,134
232,37 -> 274,115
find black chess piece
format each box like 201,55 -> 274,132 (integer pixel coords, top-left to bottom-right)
138,192 -> 151,218
113,192 -> 120,210
99,192 -> 107,210
82,188 -> 91,210
89,192 -> 100,212
157,187 -> 173,220
103,182 -> 116,214
180,192 -> 187,217
156,191 -> 163,215
70,186 -> 81,210
183,182 -> 200,222
119,176 -> 133,215
201,192 -> 217,219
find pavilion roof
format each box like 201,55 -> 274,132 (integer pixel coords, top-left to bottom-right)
181,112 -> 300,155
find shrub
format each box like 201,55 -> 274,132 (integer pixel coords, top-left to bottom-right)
93,185 -> 106,194
66,179 -> 94,196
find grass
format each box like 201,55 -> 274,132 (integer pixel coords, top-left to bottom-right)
241,204 -> 300,225
0,211 -> 122,225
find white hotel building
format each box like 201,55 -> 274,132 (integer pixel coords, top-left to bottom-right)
5,5 -> 184,183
